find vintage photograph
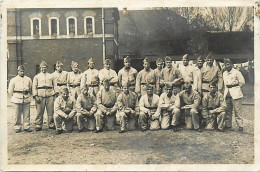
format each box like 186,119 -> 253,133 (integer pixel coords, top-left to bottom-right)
1,0 -> 258,170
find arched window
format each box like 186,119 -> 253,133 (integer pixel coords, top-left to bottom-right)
49,17 -> 59,36
84,16 -> 95,34
66,17 -> 77,36
31,18 -> 41,36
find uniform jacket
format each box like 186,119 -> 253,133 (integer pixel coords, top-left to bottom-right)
178,64 -> 194,83
99,68 -> 118,85
159,92 -> 180,110
67,71 -> 82,86
76,93 -> 97,111
80,69 -> 99,89
52,71 -> 68,85
118,67 -> 138,87
139,94 -> 160,114
179,90 -> 201,110
54,95 -> 76,118
160,66 -> 183,86
96,88 -> 118,113
135,68 -> 156,94
201,65 -> 223,91
117,91 -> 139,113
193,66 -> 202,94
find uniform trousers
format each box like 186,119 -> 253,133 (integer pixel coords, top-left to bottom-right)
94,109 -> 116,131
205,112 -> 225,130
88,86 -> 99,97
225,97 -> 243,128
139,111 -> 160,130
70,86 -> 81,100
160,108 -> 180,129
116,111 -> 137,131
54,113 -> 74,131
76,112 -> 96,131
183,108 -> 200,130
13,102 -> 31,130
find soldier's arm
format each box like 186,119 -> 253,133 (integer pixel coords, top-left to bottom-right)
54,98 -> 68,118
139,96 -> 149,113
217,68 -> 223,91
237,70 -> 245,87
135,72 -> 141,97
68,98 -> 77,118
134,95 -> 140,115
66,73 -> 70,90
110,92 -> 118,113
80,73 -> 86,90
90,95 -> 97,114
201,95 -> 209,118
8,78 -> 15,96
118,70 -> 122,87
192,92 -> 201,110
29,78 -> 33,95
110,70 -> 118,84
32,76 -> 38,97
52,76 -> 58,95
214,93 -> 226,113
173,94 -> 181,109
96,91 -> 108,113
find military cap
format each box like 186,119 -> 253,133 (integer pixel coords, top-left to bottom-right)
224,58 -> 232,65
206,53 -> 213,60
103,79 -> 110,85
56,61 -> 63,66
40,61 -> 47,67
104,59 -> 111,64
124,56 -> 131,63
88,57 -> 95,63
165,83 -> 173,89
197,55 -> 204,61
183,81 -> 192,89
143,57 -> 150,63
156,58 -> 163,64
17,65 -> 26,71
71,61 -> 79,67
182,54 -> 189,60
165,56 -> 172,61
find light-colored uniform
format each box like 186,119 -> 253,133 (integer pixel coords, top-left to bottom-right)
178,64 -> 194,83
139,94 -> 160,130
81,69 -> 99,96
158,93 -> 181,129
52,71 -> 68,94
118,67 -> 138,92
223,68 -> 245,128
179,90 -> 201,129
154,68 -> 163,95
193,66 -> 203,95
54,95 -> 76,131
33,72 -> 57,129
160,66 -> 183,93
76,93 -> 97,131
202,92 -> 226,130
8,75 -> 32,131
99,68 -> 118,91
136,69 -> 157,97
116,91 -> 139,131
67,71 -> 82,99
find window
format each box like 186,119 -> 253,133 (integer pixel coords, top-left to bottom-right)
66,17 -> 77,36
84,16 -> 95,34
49,17 -> 59,36
31,18 -> 41,36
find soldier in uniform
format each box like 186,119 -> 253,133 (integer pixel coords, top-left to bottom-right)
118,56 -> 138,92
179,82 -> 201,132
178,54 -> 194,83
33,61 -> 58,131
52,61 -> 68,95
8,65 -> 33,133
154,58 -> 164,96
76,85 -> 97,132
81,58 -> 99,96
67,61 -> 82,100
193,56 -> 204,96
116,82 -> 139,133
54,88 -> 77,134
202,82 -> 226,131
139,84 -> 160,131
223,58 -> 245,131
201,54 -> 223,97
158,83 -> 181,131
99,59 -> 118,91
135,57 -> 157,98
95,79 -> 118,133
160,56 -> 183,93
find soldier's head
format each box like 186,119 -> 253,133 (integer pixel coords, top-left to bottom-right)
143,57 -> 150,71
172,87 -> 179,96
209,82 -> 217,95
88,58 -> 95,69
183,82 -> 192,94
196,56 -> 204,69
104,59 -> 111,70
55,61 -> 63,73
165,83 -> 173,97
165,56 -> 172,69
61,88 -> 69,100
146,84 -> 154,96
156,58 -> 163,70
206,53 -> 214,67
17,65 -> 25,77
81,85 -> 89,96
122,81 -> 130,94
103,79 -> 110,91
182,54 -> 189,66
71,61 -> 79,73
224,58 -> 233,72
124,56 -> 131,69
40,61 -> 48,73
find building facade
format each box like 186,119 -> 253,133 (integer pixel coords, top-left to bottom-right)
7,8 -> 119,80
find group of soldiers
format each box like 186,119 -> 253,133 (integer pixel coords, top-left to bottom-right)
8,53 -> 245,134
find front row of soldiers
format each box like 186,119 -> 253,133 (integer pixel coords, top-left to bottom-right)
8,55 -> 245,134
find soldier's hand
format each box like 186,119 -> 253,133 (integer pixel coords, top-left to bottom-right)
106,111 -> 110,116
35,96 -> 41,104
65,115 -> 70,120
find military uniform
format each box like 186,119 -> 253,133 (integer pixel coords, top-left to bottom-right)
193,66 -> 203,95
136,69 -> 156,97
178,54 -> 194,83
99,63 -> 118,91
8,66 -> 32,132
52,61 -> 68,95
67,71 -> 81,99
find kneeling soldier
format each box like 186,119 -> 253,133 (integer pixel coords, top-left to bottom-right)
202,82 -> 226,131
76,85 -> 97,132
159,84 -> 181,131
95,79 -> 118,133
54,88 -> 76,134
139,84 -> 160,131
116,82 -> 139,133
179,82 -> 202,132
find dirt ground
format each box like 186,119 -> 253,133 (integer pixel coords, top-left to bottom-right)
6,83 -> 254,164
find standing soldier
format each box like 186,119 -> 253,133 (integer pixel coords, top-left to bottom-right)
135,57 -> 157,98
154,58 -> 164,96
118,56 -> 138,92
54,88 -> 77,134
139,84 -> 160,131
202,82 -> 226,132
160,56 -> 183,93
33,61 -> 58,131
158,84 -> 181,131
201,54 -> 223,97
116,82 -> 139,133
8,65 -> 33,133
52,61 -> 68,95
179,82 -> 201,132
99,59 -> 118,91
67,61 -> 82,100
76,85 -> 97,132
178,54 -> 194,83
223,58 -> 245,131
95,79 -> 118,133
193,56 -> 204,96
81,58 -> 99,96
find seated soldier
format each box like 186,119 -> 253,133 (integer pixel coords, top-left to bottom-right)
139,84 -> 160,131
159,84 -> 181,132
95,79 -> 118,133
76,85 -> 97,132
179,82 -> 202,132
202,82 -> 226,132
54,88 -> 77,134
116,82 -> 139,133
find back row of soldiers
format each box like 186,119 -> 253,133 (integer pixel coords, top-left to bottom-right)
8,54 -> 245,134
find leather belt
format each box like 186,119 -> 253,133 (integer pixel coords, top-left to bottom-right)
88,84 -> 99,87
37,86 -> 53,89
141,83 -> 155,85
57,83 -> 67,86
226,84 -> 239,88
202,89 -> 210,92
145,106 -> 158,110
69,84 -> 80,88
14,90 -> 29,94
202,81 -> 210,83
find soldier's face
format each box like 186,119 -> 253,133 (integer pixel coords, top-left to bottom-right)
143,62 -> 150,70
225,63 -> 232,72
72,66 -> 79,73
122,86 -> 129,94
56,65 -> 62,72
18,70 -> 25,77
166,61 -> 172,68
183,58 -> 189,66
166,87 -> 173,96
62,90 -> 69,100
104,63 -> 110,70
207,59 -> 213,66
173,88 -> 178,95
41,66 -> 47,73
146,87 -> 153,96
124,61 -> 131,68
209,85 -> 217,94
197,60 -> 203,68
156,62 -> 163,69
184,85 -> 191,94
89,62 -> 95,69
104,84 -> 110,91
